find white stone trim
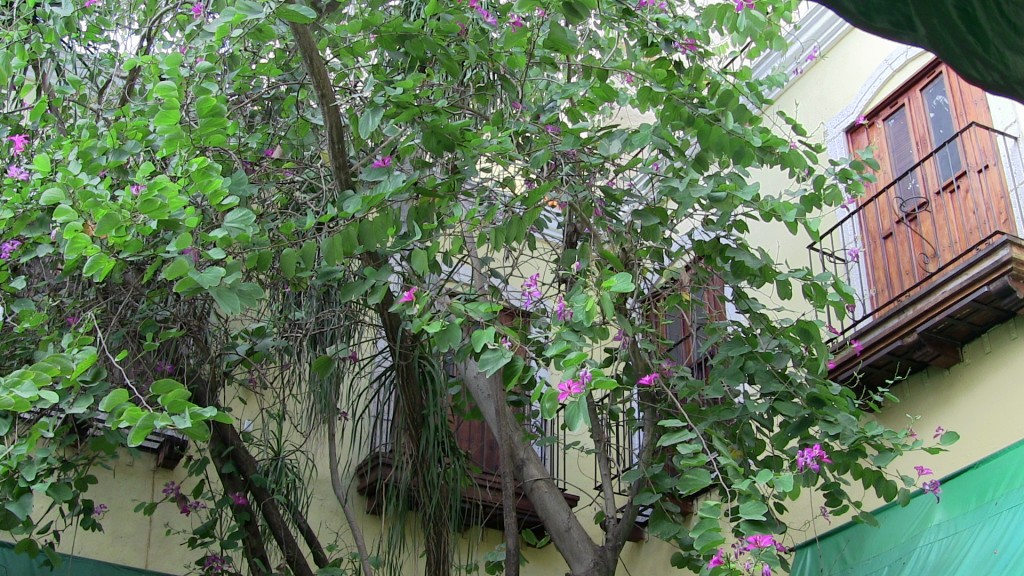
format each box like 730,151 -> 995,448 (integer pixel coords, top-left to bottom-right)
750,5 -> 853,98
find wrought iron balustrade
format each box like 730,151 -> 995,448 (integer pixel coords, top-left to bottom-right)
809,122 -> 1024,335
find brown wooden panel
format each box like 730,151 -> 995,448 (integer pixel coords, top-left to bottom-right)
848,60 -> 1016,316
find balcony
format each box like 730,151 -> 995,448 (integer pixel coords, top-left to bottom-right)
809,123 -> 1024,389
353,386 -> 579,537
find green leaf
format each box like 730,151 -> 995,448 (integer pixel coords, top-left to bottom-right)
99,389 -> 129,411
676,468 -> 713,496
39,188 -> 65,205
939,431 -> 960,446
32,153 -> 51,176
543,21 -> 577,55
358,107 -> 384,140
601,272 -> 635,293
162,257 -> 191,280
738,499 -> 768,520
472,327 -> 495,353
276,4 -> 317,23
128,413 -> 157,447
478,348 -> 512,376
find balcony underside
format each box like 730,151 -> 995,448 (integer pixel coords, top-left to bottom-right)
830,234 -> 1024,390
354,451 -> 580,538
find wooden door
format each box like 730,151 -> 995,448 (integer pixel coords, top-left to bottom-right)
846,61 -> 1015,315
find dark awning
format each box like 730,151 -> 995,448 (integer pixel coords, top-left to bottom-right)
813,0 -> 1024,104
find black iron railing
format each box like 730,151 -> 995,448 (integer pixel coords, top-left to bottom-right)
809,122 -> 1024,334
361,384 -> 570,491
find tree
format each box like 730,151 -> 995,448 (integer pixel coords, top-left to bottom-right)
0,1 -> 945,575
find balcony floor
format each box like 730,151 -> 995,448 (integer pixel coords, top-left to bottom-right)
830,234 -> 1024,390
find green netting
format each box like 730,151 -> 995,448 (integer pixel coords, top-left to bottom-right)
0,541 -> 175,576
792,439 -> 1024,576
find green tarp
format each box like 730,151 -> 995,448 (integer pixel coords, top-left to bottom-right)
0,541 -> 174,576
792,439 -> 1024,575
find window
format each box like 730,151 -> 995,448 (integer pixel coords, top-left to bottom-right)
844,59 -> 1016,314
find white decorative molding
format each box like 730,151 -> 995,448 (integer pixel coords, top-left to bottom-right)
823,45 -> 927,158
750,4 -> 853,97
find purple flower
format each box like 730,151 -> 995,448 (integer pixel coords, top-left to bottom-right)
805,46 -> 819,62
182,247 -> 200,263
819,505 -> 831,524
856,115 -> 868,126
841,196 -> 857,210
850,339 -> 863,356
203,554 -> 228,573
508,13 -> 524,28
371,155 -> 392,168
847,247 -> 860,263
130,184 -> 145,196
744,534 -> 778,550
922,479 -> 942,503
263,146 -> 276,158
637,373 -> 660,387
826,324 -> 840,335
555,295 -> 573,322
845,302 -> 857,315
796,444 -> 832,473
734,0 -> 754,11
180,500 -> 207,516
190,3 -> 204,17
708,548 -> 725,570
933,426 -> 945,439
398,287 -> 418,303
557,379 -> 584,402
624,73 -> 635,84
544,124 -> 561,135
511,101 -> 525,111
578,368 -> 592,385
155,360 -> 175,375
534,7 -> 546,17
162,481 -> 182,497
914,465 -> 933,477
229,492 -> 249,506
66,315 -> 82,328
909,428 -> 918,439
573,261 -> 583,272
500,336 -> 512,350
0,239 -> 22,260
7,134 -> 28,155
522,273 -> 543,309
84,0 -> 99,7
476,7 -> 497,25
7,165 -> 29,181
675,38 -> 699,53
827,360 -> 836,370
92,503 -> 109,517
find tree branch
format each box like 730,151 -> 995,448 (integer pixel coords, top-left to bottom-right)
328,415 -> 375,576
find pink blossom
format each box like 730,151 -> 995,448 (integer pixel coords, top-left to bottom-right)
511,101 -> 525,111
744,534 -> 778,551
372,155 -> 392,168
708,548 -> 725,570
508,14 -> 524,28
850,339 -> 863,356
914,465 -> 933,477
263,147 -> 277,157
761,565 -> 772,576
522,273 -> 543,309
675,38 -> 698,53
544,124 -> 561,135
856,115 -> 868,126
933,426 -> 945,439
398,287 -> 418,303
190,3 -> 204,17
827,360 -> 837,370
826,324 -> 840,335
624,73 -> 635,84
909,428 -> 918,439
805,46 -> 819,62
92,503 -> 109,517
922,479 -> 942,503
637,373 -> 659,387
131,184 -> 145,195
847,247 -> 860,263
66,316 -> 82,328
578,368 -> 592,385
820,505 -> 831,523
229,492 -> 249,506
0,239 -> 22,260
557,379 -> 584,402
534,7 -> 546,17
555,295 -> 573,322
162,481 -> 182,497
796,444 -> 832,473
6,165 -> 29,181
84,0 -> 99,6
734,0 -> 754,11
6,134 -> 28,155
